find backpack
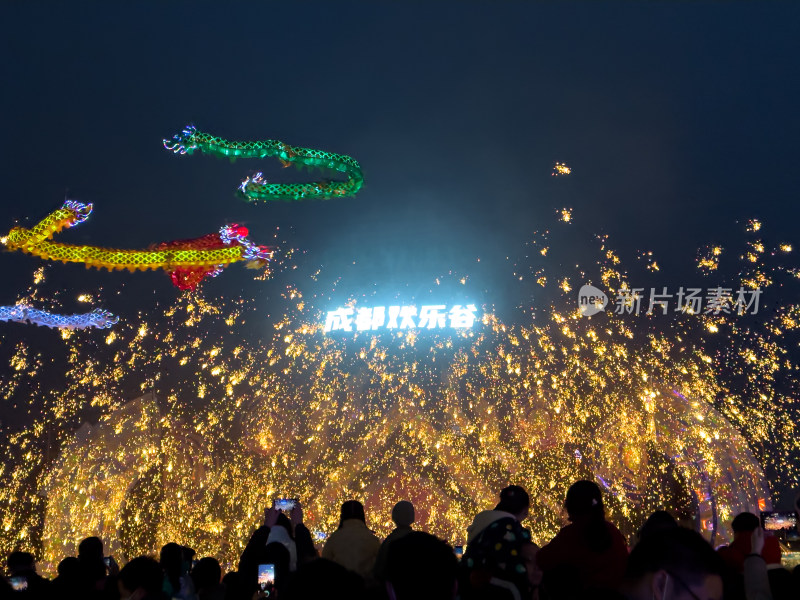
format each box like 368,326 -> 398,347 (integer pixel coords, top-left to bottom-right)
459,517 -> 531,600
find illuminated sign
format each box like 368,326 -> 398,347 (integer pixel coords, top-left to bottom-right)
324,304 -> 478,333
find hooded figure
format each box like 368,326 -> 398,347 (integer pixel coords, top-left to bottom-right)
267,512 -> 298,571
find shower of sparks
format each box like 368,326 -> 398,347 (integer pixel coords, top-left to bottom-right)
552,162 -> 571,176
637,251 -> 660,273
0,214 -> 798,576
697,246 -> 723,274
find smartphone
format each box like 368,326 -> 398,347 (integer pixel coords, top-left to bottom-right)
257,564 -> 275,593
10,576 -> 28,591
273,498 -> 296,512
761,511 -> 799,539
454,545 -> 464,560
103,556 -> 112,568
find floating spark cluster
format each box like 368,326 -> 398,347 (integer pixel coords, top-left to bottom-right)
0,214 -> 798,575
552,162 -> 571,176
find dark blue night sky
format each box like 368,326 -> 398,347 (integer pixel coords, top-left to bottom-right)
2,2 -> 798,313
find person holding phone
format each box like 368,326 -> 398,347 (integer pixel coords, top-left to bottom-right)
257,563 -> 276,597
9,575 -> 29,592
6,551 -> 51,598
287,502 -> 319,566
266,510 -> 298,571
239,512 -> 274,593
717,512 -> 782,572
265,499 -> 317,570
236,500 -> 314,598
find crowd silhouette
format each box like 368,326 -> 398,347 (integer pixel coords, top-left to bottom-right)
2,481 -> 799,600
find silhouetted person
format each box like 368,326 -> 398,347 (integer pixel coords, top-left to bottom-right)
460,485 -> 537,600
322,500 -> 381,580
387,532 -> 458,600
717,512 -> 782,572
374,500 -> 415,581
238,521 -> 271,592
53,556 -> 83,600
767,566 -> 795,600
267,512 -> 297,571
287,502 -> 318,566
636,510 -> 678,543
6,551 -> 51,600
220,571 -> 241,600
622,528 -> 725,600
160,543 -> 182,598
182,547 -> 196,567
160,542 -> 194,599
191,557 -> 225,600
285,558 -> 365,600
536,481 -> 628,597
117,556 -> 166,600
265,542 -> 291,597
78,536 -> 108,598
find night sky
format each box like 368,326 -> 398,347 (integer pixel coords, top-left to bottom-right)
3,2 -> 799,315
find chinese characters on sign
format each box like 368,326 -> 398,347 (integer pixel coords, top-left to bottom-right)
578,285 -> 762,317
324,304 -> 478,333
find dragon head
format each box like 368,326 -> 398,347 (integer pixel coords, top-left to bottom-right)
163,124 -> 199,155
88,308 -> 120,329
238,172 -> 268,198
219,224 -> 274,264
63,200 -> 93,225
